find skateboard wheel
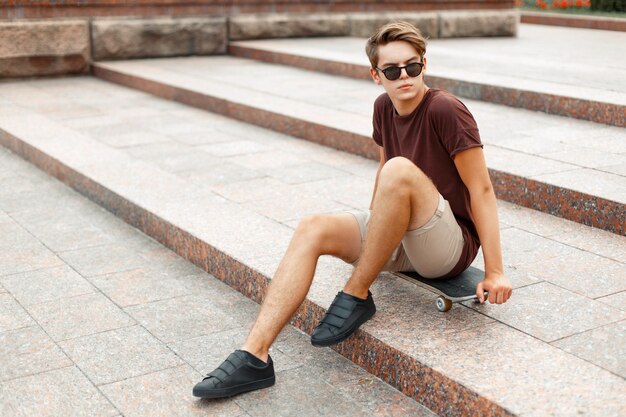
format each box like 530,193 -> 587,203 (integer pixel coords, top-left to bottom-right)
436,297 -> 452,312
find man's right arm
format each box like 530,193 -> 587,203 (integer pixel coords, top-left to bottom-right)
369,146 -> 386,210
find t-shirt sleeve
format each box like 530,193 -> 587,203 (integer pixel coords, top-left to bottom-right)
428,94 -> 483,158
372,94 -> 385,147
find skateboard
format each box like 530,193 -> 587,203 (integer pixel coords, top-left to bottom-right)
394,266 -> 487,312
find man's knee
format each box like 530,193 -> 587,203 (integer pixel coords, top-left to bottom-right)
379,157 -> 429,193
293,214 -> 330,252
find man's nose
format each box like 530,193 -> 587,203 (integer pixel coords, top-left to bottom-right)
399,67 -> 409,79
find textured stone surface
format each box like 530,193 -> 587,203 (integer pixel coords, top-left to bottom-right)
0,20 -> 90,78
0,366 -> 118,417
59,325 -> 183,385
439,10 -> 519,38
349,12 -> 438,38
552,320 -> 626,378
0,293 -> 34,333
27,292 -> 135,342
0,325 -> 71,381
229,13 -> 349,41
0,265 -> 95,307
92,17 -> 227,61
468,282 -> 625,342
100,364 -> 249,417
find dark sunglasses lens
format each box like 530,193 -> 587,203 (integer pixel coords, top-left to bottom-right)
384,67 -> 401,80
406,63 -> 423,77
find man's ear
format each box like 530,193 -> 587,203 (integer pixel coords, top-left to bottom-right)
422,56 -> 427,74
370,67 -> 381,85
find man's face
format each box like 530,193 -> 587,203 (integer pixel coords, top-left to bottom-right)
370,40 -> 427,102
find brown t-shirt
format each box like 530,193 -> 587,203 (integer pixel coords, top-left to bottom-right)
372,88 -> 483,277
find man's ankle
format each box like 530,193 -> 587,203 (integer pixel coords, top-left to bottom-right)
240,345 -> 269,363
342,287 -> 369,301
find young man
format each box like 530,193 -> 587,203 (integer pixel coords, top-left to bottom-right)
193,21 -> 512,399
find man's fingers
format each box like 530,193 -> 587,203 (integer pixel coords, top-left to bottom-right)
476,282 -> 485,303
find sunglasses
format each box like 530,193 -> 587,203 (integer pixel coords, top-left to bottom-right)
376,62 -> 424,81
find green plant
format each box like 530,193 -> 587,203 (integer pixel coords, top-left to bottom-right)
590,0 -> 625,11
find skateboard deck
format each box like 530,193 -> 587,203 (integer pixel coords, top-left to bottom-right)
394,266 -> 487,312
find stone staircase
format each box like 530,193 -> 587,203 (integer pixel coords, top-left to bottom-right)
0,23 -> 624,417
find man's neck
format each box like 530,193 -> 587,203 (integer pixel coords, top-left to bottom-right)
391,85 -> 429,116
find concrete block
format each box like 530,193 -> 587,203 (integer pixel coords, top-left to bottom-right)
0,20 -> 90,78
349,12 -> 439,38
229,13 -> 350,40
439,10 -> 519,38
91,17 -> 227,61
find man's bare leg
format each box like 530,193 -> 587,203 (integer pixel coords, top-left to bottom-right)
241,213 -> 362,362
343,157 -> 440,299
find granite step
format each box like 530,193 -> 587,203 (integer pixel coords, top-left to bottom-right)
91,56 -> 626,235
1,77 -> 625,417
228,24 -> 626,127
0,146 -> 437,417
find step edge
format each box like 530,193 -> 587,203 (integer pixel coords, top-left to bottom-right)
226,43 -> 625,127
0,127 -> 517,417
90,63 -> 626,236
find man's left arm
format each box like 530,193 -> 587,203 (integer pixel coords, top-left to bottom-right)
454,147 -> 512,304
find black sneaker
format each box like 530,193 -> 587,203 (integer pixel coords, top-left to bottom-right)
192,350 -> 275,399
311,290 -> 376,347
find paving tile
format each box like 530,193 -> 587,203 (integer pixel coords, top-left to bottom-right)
404,321 -> 626,417
123,141 -> 221,174
0,293 -> 34,333
549,224 -> 626,263
124,294 -> 240,343
496,227 -> 575,267
334,374 -> 438,417
541,148 -> 626,169
58,242 -> 181,278
491,134 -> 577,155
198,140 -> 270,157
244,194 -> 351,222
88,266 -> 200,308
169,129 -> 236,146
0,222 -> 65,277
27,292 -> 135,342
484,145 -> 579,177
533,168 -> 626,204
597,163 -> 626,177
357,274 -> 496,353
234,366 -> 370,417
59,325 -> 183,386
261,162 -> 349,185
467,282 -> 626,342
596,291 -> 626,312
496,200 -> 582,237
552,320 -> 626,378
229,150 -> 309,170
0,366 -> 118,417
0,265 -> 95,307
335,161 -> 378,179
0,325 -> 71,381
293,175 -> 374,210
210,177 -> 297,203
515,248 -> 626,298
100,364 -> 248,417
180,162 -> 266,187
97,130 -> 171,148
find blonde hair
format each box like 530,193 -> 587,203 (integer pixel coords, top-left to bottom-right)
365,21 -> 427,69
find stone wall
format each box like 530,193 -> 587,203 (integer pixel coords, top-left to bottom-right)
0,8 -> 518,78
2,1 -> 515,19
0,20 -> 90,78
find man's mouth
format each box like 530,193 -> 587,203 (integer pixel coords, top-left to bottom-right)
399,84 -> 412,90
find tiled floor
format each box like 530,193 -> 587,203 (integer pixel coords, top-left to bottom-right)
0,66 -> 624,415
0,148 -> 436,417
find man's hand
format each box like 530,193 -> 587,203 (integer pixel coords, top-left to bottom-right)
476,273 -> 512,304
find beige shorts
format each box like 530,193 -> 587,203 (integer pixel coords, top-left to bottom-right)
348,194 -> 464,279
